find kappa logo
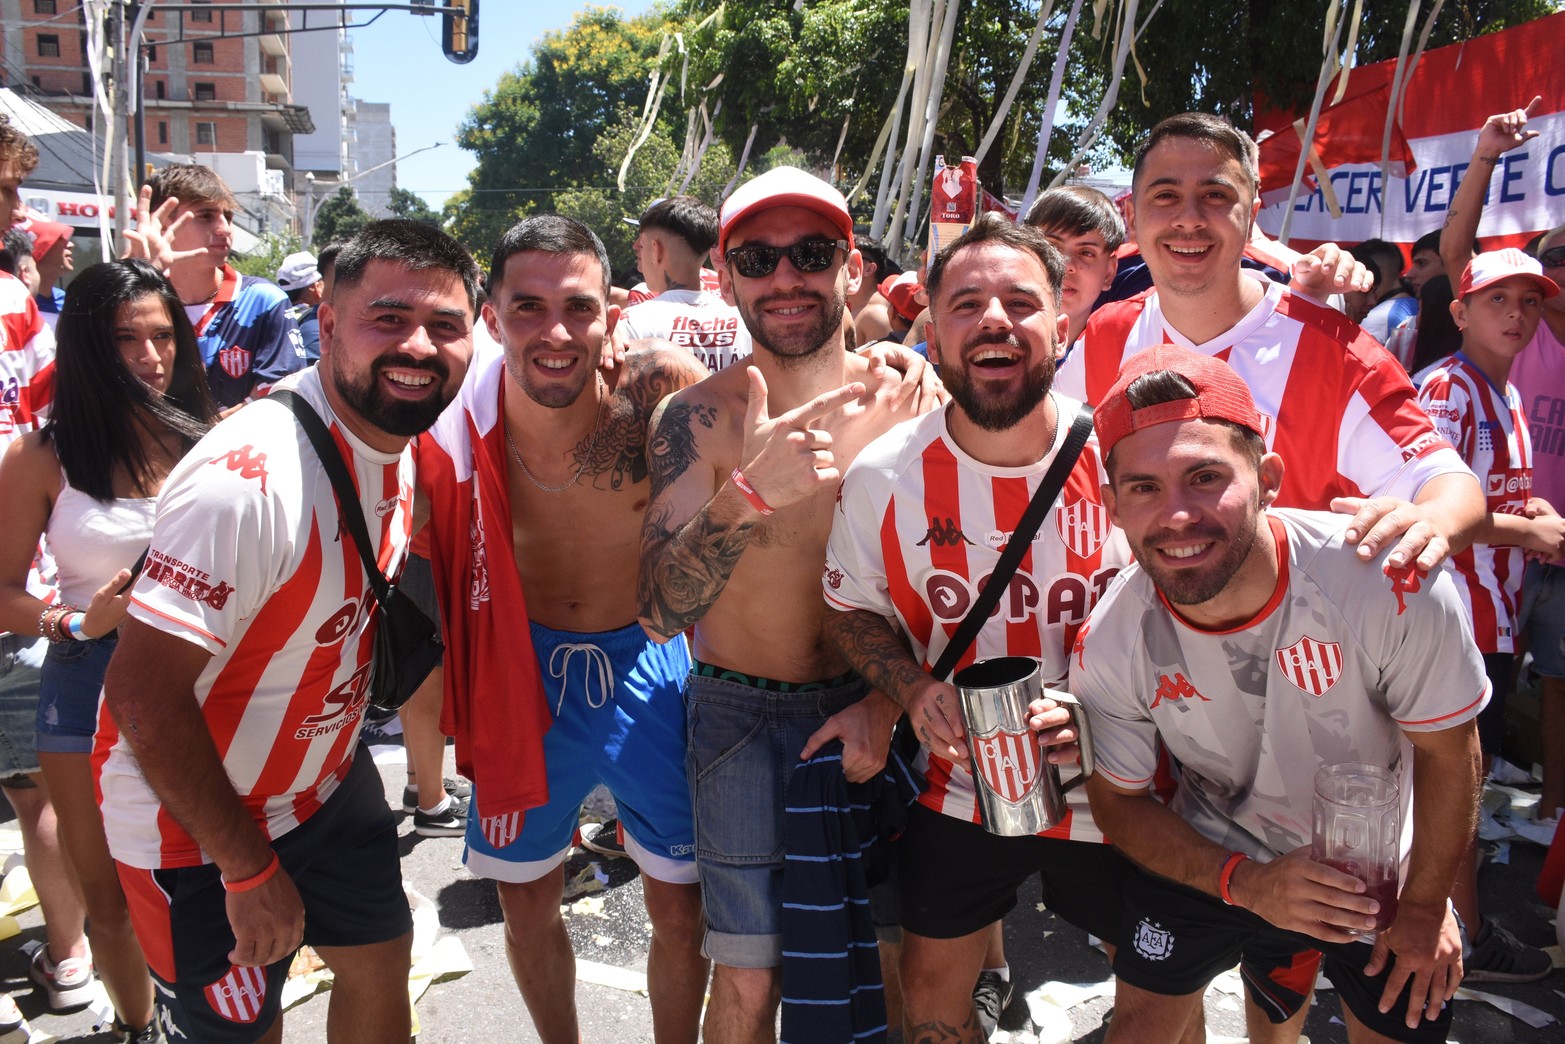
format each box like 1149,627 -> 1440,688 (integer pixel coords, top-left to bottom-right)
217,345 -> 252,380
1055,498 -> 1111,558
917,517 -> 973,547
1276,636 -> 1343,697
211,445 -> 269,494
1383,562 -> 1425,616
205,964 -> 266,1023
1150,672 -> 1208,709
1133,918 -> 1175,961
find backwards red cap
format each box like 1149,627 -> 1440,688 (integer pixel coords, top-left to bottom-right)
23,218 -> 72,259
1095,345 -> 1265,458
718,166 -> 854,256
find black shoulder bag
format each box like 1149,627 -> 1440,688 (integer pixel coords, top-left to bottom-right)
271,390 -> 444,711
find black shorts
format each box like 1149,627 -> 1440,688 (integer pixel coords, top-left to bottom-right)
897,801 -> 1132,945
116,747 -> 411,1043
1115,868 -> 1456,1043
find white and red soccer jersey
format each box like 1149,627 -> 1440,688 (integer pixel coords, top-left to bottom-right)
0,271 -> 55,444
95,368 -> 415,869
624,268 -> 722,308
1417,355 -> 1532,652
824,398 -> 1129,842
1072,510 -> 1487,863
618,289 -> 752,372
1056,273 -> 1471,510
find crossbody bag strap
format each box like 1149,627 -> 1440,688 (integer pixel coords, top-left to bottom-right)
269,390 -> 393,607
928,402 -> 1095,682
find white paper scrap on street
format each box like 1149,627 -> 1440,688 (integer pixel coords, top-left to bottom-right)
576,958 -> 649,995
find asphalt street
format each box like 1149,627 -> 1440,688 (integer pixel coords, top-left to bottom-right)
2,737 -> 1560,1042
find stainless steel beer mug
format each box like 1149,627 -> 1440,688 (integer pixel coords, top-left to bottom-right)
952,656 -> 1094,837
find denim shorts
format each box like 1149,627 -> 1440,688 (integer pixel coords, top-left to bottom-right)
36,633 -> 117,754
1520,562 -> 1565,678
0,633 -> 47,778
685,667 -> 866,969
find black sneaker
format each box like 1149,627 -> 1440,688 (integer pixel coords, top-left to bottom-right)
412,795 -> 469,838
114,1020 -> 167,1044
1464,918 -> 1553,983
402,776 -> 471,813
579,818 -> 629,859
972,969 -> 1013,1039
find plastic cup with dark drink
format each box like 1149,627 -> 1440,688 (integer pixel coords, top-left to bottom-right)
1312,762 -> 1400,935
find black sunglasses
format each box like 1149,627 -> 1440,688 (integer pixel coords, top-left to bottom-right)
1538,245 -> 1565,269
725,238 -> 848,279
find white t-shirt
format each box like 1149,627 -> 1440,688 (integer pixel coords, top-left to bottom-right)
96,368 -> 414,869
618,289 -> 752,373
824,399 -> 1128,841
1056,274 -> 1472,511
1071,509 -> 1487,863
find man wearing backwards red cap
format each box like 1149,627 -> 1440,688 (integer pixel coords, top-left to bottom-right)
638,166 -> 939,1042
1073,345 -> 1485,1043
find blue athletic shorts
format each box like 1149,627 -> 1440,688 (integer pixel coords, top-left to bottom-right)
36,634 -> 116,754
1520,561 -> 1565,678
464,621 -> 696,885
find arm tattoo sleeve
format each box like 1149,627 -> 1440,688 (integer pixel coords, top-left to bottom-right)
824,609 -> 930,711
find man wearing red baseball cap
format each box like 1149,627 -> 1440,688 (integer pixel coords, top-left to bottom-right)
639,166 -> 938,1041
23,217 -> 72,327
1072,345 -> 1486,1043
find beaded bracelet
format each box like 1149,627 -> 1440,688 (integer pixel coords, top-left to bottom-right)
223,851 -> 281,894
38,603 -> 80,643
730,468 -> 775,516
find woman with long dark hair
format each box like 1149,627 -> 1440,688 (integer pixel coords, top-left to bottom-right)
0,259 -> 216,1043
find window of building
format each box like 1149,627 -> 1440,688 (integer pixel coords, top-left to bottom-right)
158,122 -> 168,146
154,80 -> 166,100
33,1 -> 57,15
194,82 -> 216,101
193,41 -> 214,64
196,122 -> 216,147
37,35 -> 60,59
190,1 -> 213,24
145,45 -> 157,63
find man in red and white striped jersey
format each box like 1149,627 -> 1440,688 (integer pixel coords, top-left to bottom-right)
99,222 -> 479,1044
0,115 -> 54,444
1054,113 -> 1483,575
823,216 -> 1134,1040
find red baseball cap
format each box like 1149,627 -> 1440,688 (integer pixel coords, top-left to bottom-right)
718,167 -> 854,256
1095,345 -> 1265,458
879,271 -> 924,322
23,218 -> 72,258
1457,247 -> 1560,299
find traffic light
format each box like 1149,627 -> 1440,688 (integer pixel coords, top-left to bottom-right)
443,0 -> 478,64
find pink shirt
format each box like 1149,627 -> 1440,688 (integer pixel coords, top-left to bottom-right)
1511,319 -> 1565,565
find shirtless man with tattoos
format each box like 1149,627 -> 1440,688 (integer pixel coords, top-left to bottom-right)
637,168 -> 938,1043
419,216 -> 710,1043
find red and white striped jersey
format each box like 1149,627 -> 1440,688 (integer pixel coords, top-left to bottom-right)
1056,274 -> 1471,510
823,398 -> 1129,842
1417,355 -> 1532,653
0,270 -> 55,445
95,368 -> 415,869
1072,510 -> 1488,863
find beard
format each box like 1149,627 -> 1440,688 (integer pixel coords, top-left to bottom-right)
941,332 -> 1055,432
503,349 -> 596,410
736,287 -> 844,365
329,352 -> 456,437
1133,493 -> 1262,607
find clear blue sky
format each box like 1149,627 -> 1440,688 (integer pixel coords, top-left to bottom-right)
347,2 -> 656,212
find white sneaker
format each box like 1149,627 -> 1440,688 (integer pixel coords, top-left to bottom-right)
29,946 -> 94,1011
0,992 -> 23,1032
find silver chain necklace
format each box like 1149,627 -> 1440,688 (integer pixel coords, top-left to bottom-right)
505,376 -> 608,493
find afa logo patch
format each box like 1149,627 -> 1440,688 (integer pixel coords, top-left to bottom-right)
1133,918 -> 1175,961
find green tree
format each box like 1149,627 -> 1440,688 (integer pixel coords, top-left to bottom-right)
313,187 -> 373,248
388,186 -> 440,226
230,230 -> 304,280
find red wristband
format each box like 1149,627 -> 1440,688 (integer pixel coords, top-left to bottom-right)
730,468 -> 775,516
1218,851 -> 1248,906
222,851 -> 280,894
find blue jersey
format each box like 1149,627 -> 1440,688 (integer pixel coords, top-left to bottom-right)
191,265 -> 306,408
